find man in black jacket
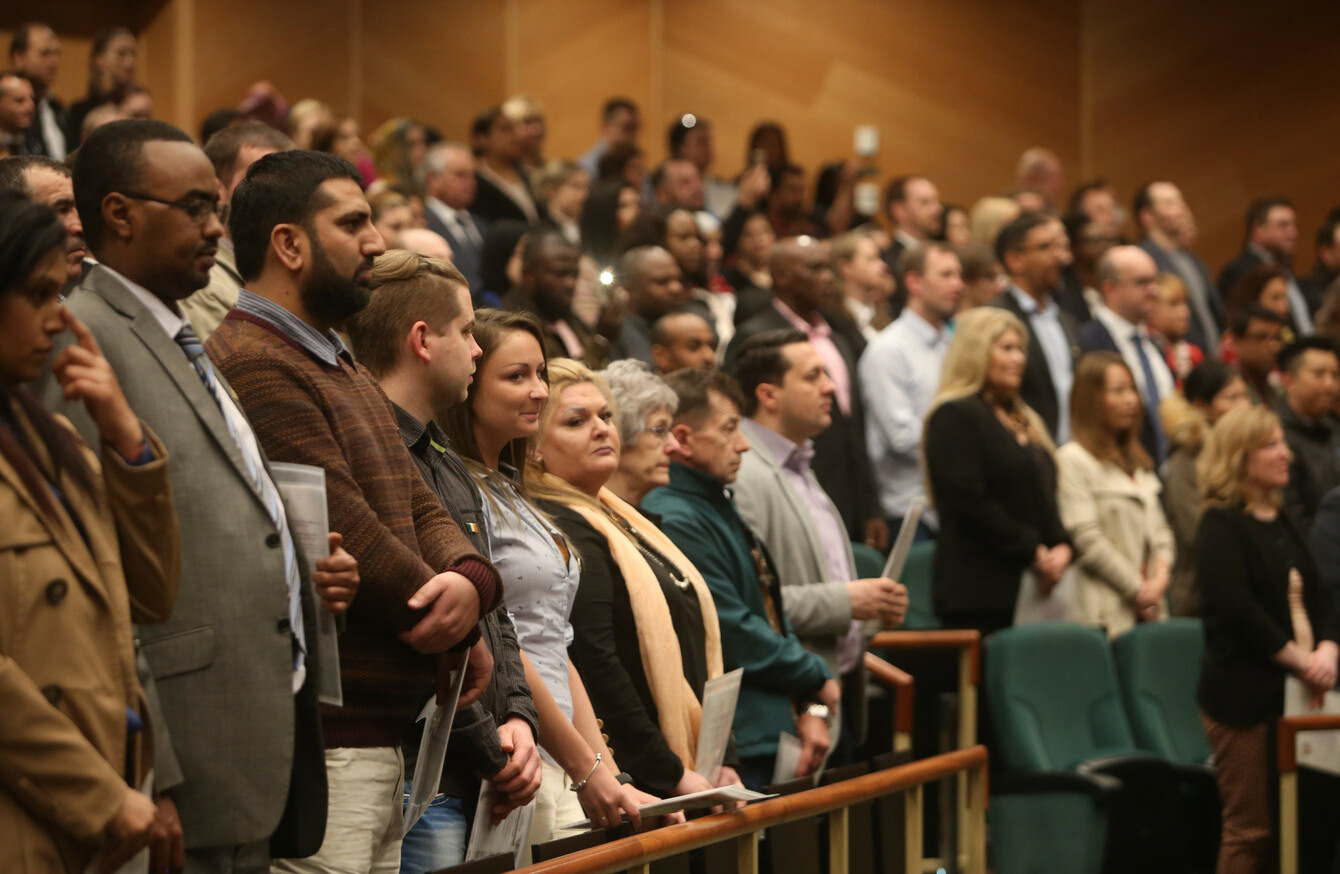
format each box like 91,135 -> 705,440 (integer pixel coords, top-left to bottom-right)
349,250 -> 540,872
1277,337 -> 1340,535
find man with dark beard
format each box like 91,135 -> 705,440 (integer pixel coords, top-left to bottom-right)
500,226 -> 610,367
207,150 -> 501,874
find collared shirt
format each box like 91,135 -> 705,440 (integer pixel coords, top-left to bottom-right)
234,289 -> 351,367
844,297 -> 878,343
104,267 -> 304,691
1093,304 -> 1175,405
38,97 -> 66,160
1009,285 -> 1073,443
1249,243 -> 1314,335
477,165 -> 540,224
773,298 -> 852,415
479,471 -> 579,767
894,230 -> 922,252
426,197 -> 484,248
859,307 -> 950,524
742,420 -> 864,674
393,404 -> 490,555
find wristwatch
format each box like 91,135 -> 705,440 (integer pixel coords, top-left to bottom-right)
615,772 -> 635,786
805,702 -> 832,727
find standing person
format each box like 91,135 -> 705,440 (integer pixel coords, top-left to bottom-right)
579,98 -> 641,180
439,316 -> 660,843
581,178 -> 640,268
1196,405 -> 1338,873
501,228 -> 609,369
991,212 -> 1080,443
1276,337 -> 1340,535
8,23 -> 65,159
421,142 -> 488,297
1147,272 -> 1204,384
644,368 -> 838,790
860,243 -> 962,537
41,120 -> 361,874
347,253 -> 541,873
531,358 -> 739,798
0,193 -> 177,873
64,28 -> 137,147
1160,361 -> 1250,617
0,154 -> 86,284
1218,196 -> 1311,334
1057,353 -> 1174,638
534,160 -> 589,248
923,307 -> 1071,636
208,149 -> 498,874
1133,181 -> 1223,351
469,107 -> 538,226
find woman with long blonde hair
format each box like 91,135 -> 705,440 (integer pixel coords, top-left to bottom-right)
922,307 -> 1071,635
1195,404 -> 1338,873
1056,353 -> 1174,638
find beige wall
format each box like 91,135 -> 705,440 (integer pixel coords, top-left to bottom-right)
5,0 -> 1335,274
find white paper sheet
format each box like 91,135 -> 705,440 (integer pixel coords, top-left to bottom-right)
269,462 -> 342,706
1285,676 -> 1340,777
402,663 -> 468,835
465,780 -> 537,867
771,731 -> 803,785
1012,566 -> 1076,626
882,497 -> 927,581
693,668 -> 743,781
560,785 -> 772,829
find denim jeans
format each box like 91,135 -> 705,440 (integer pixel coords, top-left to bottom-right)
399,780 -> 468,874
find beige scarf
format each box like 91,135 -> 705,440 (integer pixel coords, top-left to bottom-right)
563,487 -> 725,770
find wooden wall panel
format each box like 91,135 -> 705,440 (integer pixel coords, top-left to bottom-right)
1081,0 -> 1340,275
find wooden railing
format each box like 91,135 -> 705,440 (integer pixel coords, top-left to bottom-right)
512,745 -> 990,874
869,629 -> 981,871
864,652 -> 914,752
1277,712 -> 1340,874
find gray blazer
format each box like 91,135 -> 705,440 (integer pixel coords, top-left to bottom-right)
39,265 -> 327,856
731,422 -> 869,737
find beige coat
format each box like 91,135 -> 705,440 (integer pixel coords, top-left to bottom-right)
1056,442 -> 1175,639
0,406 -> 179,873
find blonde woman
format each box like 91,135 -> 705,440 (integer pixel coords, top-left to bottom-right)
1160,361 -> 1250,616
1057,353 -> 1174,638
922,307 -> 1071,636
1195,405 -> 1338,873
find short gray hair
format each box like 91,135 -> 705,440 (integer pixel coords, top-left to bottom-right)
600,359 -> 678,447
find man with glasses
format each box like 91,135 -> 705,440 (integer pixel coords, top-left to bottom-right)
991,212 -> 1081,441
42,120 -> 352,874
1079,246 -> 1176,465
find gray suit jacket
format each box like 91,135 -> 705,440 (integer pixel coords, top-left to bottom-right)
39,265 -> 326,855
731,421 -> 869,739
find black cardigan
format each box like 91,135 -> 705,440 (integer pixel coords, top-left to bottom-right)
1196,505 -> 1338,726
923,395 -> 1070,622
543,501 -> 709,797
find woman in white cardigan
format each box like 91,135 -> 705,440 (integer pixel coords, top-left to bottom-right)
1058,352 -> 1175,638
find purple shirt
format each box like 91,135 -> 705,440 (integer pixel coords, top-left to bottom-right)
773,299 -> 853,416
744,420 -> 864,673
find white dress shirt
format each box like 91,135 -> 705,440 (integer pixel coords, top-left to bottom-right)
1094,304 -> 1175,406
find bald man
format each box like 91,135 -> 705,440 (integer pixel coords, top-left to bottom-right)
1078,245 -> 1175,463
392,227 -> 454,262
727,236 -> 886,550
1015,147 -> 1063,208
611,245 -> 692,364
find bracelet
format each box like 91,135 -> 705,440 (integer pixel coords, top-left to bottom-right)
570,752 -> 602,792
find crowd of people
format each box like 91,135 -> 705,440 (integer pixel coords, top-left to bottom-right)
4,18 -> 1340,874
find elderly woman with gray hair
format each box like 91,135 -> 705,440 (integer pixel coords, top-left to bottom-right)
536,359 -> 742,799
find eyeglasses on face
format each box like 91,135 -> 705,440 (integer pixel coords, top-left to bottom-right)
121,192 -> 224,224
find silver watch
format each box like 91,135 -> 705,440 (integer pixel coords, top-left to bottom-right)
805,702 -> 832,727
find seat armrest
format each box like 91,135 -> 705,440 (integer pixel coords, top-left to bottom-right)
994,770 -> 1122,801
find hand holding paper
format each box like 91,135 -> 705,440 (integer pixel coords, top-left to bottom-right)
312,532 -> 358,613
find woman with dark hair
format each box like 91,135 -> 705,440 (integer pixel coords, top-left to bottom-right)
939,204 -> 973,249
65,28 -> 138,145
581,179 -> 641,268
1057,353 -> 1174,637
479,219 -> 530,308
0,193 -> 180,871
1221,263 -> 1296,361
746,121 -> 790,170
470,107 -> 539,225
621,205 -> 732,349
1160,361 -> 1250,616
311,116 -> 377,188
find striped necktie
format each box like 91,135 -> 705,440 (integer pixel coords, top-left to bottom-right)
175,324 -> 308,684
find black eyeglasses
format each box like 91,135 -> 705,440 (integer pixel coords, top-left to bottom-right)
121,193 -> 224,224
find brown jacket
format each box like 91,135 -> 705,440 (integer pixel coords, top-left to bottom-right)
0,407 -> 179,873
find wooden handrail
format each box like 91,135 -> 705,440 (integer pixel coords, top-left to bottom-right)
514,746 -> 990,874
869,629 -> 981,684
865,652 -> 914,735
1277,713 -> 1340,771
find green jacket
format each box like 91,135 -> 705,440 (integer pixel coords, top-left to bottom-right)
644,462 -> 832,759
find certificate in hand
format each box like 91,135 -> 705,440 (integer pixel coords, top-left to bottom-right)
693,668 -> 743,782
560,785 -> 773,829
402,663 -> 468,835
465,780 -> 537,867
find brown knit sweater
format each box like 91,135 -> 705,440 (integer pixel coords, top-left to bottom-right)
207,311 -> 500,748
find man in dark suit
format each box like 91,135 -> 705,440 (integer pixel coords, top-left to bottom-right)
879,175 -> 943,317
422,141 -> 488,298
9,23 -> 66,159
1078,246 -> 1176,465
1301,217 -> 1340,316
990,212 -> 1080,442
0,72 -> 36,157
41,120 -> 347,873
501,227 -> 609,368
1133,180 -> 1223,352
1218,196 -> 1312,333
726,236 -> 887,549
